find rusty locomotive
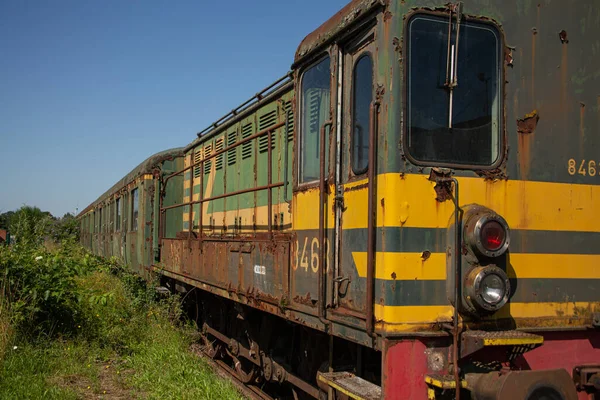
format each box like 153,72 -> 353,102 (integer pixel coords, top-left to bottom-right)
78,0 -> 600,399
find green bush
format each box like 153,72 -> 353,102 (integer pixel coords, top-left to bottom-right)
0,242 -> 94,339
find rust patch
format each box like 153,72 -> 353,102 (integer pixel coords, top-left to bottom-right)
517,110 -> 539,134
391,272 -> 396,280
421,251 -> 431,261
376,84 -> 385,102
294,292 -> 317,307
392,36 -> 401,53
432,182 -> 451,202
559,30 -> 569,44
504,46 -> 514,68
475,168 -> 508,181
428,168 -> 453,202
344,182 -> 369,192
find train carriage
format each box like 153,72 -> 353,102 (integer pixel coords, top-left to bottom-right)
80,0 -> 600,398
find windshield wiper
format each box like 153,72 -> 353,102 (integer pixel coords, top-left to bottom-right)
444,2 -> 463,128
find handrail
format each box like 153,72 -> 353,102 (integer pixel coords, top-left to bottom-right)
318,120 -> 333,328
161,182 -> 285,212
366,101 -> 380,339
160,120 -> 287,240
163,122 -> 285,187
196,73 -> 293,138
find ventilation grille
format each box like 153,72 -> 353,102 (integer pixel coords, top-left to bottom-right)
193,150 -> 202,178
204,144 -> 213,174
215,138 -> 224,170
241,123 -> 253,159
258,110 -> 277,153
283,101 -> 294,141
227,130 -> 238,166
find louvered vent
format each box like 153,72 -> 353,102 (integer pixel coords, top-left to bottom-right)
193,150 -> 202,178
204,144 -> 213,174
227,130 -> 237,166
283,101 -> 294,141
215,138 -> 224,170
241,123 -> 253,159
258,110 -> 277,153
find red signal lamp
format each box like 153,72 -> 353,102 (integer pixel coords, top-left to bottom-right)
465,212 -> 510,258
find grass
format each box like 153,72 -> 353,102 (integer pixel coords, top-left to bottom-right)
0,241 -> 242,400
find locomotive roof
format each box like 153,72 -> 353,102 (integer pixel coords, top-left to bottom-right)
78,147 -> 184,217
293,0 -> 384,67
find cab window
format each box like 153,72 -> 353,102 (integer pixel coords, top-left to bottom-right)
299,56 -> 331,183
351,54 -> 373,175
406,14 -> 501,166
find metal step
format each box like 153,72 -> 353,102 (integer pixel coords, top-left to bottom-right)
318,372 -> 381,400
425,374 -> 468,390
155,286 -> 171,295
461,330 -> 544,359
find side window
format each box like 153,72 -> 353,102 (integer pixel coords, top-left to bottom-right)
299,56 -> 331,183
406,14 -> 501,166
116,198 -> 121,232
351,54 -> 373,175
131,188 -> 139,232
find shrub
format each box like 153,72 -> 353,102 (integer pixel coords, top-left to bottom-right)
0,242 -> 94,339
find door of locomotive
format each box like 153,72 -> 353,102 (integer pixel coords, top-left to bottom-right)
333,26 -> 378,315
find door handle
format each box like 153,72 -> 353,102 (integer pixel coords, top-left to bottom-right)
333,276 -> 350,284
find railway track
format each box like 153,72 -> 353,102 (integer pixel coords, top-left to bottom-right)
202,355 -> 275,400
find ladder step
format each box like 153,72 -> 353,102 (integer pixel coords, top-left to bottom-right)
461,330 -> 543,359
155,286 -> 171,295
425,374 -> 468,390
318,372 -> 381,400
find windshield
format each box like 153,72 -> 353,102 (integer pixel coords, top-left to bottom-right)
407,14 -> 501,166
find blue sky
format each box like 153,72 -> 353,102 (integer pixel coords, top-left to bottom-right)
0,0 -> 348,217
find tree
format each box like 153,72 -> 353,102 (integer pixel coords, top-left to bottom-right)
9,206 -> 53,246
52,213 -> 80,242
0,211 -> 15,230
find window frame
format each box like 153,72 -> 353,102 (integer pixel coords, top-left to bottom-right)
350,51 -> 374,177
297,53 -> 333,187
115,197 -> 122,232
130,188 -> 139,232
402,11 -> 505,170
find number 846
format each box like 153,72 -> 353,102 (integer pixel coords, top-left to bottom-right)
568,159 -> 597,176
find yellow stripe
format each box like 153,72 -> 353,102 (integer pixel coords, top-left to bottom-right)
493,301 -> 598,319
425,376 -> 468,389
352,252 -> 446,280
375,302 -> 599,330
482,336 -> 543,346
340,173 -> 600,232
292,186 -> 336,230
351,252 -> 600,280
375,304 -> 454,324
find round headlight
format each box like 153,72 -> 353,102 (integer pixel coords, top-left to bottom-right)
465,213 -> 510,258
465,265 -> 510,314
480,273 -> 506,305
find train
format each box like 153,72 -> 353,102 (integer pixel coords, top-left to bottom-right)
78,0 -> 600,399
